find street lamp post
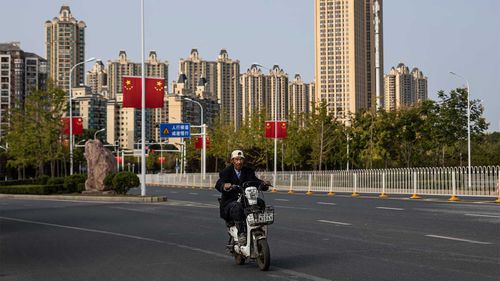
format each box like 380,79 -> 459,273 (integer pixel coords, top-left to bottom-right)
254,63 -> 278,189
184,97 -> 206,180
450,72 -> 471,189
69,57 -> 96,175
94,128 -> 105,140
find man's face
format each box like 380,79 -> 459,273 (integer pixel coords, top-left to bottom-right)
231,157 -> 244,171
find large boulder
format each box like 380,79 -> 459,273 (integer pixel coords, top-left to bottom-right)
84,139 -> 117,192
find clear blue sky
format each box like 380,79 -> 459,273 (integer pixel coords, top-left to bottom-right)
2,0 -> 499,130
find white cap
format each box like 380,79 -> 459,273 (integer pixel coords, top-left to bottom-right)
231,150 -> 245,159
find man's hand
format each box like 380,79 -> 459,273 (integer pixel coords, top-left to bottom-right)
223,183 -> 232,191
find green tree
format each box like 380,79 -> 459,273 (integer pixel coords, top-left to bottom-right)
6,82 -> 66,178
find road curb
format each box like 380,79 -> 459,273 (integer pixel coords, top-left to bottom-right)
0,194 -> 167,203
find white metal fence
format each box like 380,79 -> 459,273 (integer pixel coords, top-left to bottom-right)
145,166 -> 500,198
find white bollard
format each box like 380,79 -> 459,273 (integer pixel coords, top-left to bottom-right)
306,174 -> 313,195
449,171 -> 459,201
379,172 -> 388,198
411,171 -> 421,199
328,174 -> 334,196
352,173 -> 359,197
288,174 -> 294,194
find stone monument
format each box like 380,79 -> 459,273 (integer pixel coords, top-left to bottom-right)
84,139 -> 117,192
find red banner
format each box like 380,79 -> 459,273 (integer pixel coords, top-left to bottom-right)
265,121 -> 287,138
62,117 -> 83,135
195,136 -> 211,149
157,156 -> 166,164
122,76 -> 165,108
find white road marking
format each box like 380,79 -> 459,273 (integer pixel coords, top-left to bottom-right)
317,220 -> 352,226
465,213 -> 500,219
376,207 -> 404,211
169,191 -> 178,194
212,194 -> 220,197
274,199 -> 289,202
188,192 -> 198,195
317,202 -> 336,206
425,234 -> 492,245
0,216 -> 329,281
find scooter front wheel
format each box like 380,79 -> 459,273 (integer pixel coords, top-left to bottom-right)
234,254 -> 246,265
256,239 -> 270,271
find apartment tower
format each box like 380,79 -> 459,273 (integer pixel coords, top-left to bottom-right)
383,63 -> 428,111
314,0 -> 383,119
45,5 -> 86,91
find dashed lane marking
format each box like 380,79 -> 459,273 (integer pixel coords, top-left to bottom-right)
188,192 -> 198,195
376,207 -> 404,211
317,202 -> 337,206
274,199 -> 289,202
317,219 -> 352,226
464,213 -> 500,219
425,234 -> 492,245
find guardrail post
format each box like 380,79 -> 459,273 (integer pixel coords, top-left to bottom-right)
327,174 -> 335,196
306,174 -> 313,195
271,173 -> 278,192
379,172 -> 388,198
352,173 -> 360,197
208,174 -> 212,190
410,171 -> 422,199
288,174 -> 294,194
449,171 -> 460,201
496,171 -> 500,203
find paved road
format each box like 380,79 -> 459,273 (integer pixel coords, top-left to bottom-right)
0,187 -> 499,281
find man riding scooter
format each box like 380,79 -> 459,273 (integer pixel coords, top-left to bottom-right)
215,150 -> 269,245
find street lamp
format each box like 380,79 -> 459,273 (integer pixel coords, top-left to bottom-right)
94,128 -> 105,140
450,71 -> 471,189
69,57 -> 96,175
254,63 -> 278,190
184,97 -> 206,180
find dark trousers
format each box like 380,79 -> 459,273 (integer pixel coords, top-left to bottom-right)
220,199 -> 265,234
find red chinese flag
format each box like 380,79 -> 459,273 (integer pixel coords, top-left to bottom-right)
277,121 -> 287,138
122,76 -> 165,108
157,156 -> 166,164
195,136 -> 211,149
145,77 -> 165,108
62,117 -> 83,135
265,121 -> 287,138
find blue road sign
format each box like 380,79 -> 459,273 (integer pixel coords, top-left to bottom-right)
160,123 -> 191,138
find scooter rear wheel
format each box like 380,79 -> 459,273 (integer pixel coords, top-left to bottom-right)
256,239 -> 270,271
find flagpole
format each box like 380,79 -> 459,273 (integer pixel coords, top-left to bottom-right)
140,0 -> 146,196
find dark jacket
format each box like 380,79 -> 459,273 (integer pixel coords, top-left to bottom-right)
215,165 -> 262,208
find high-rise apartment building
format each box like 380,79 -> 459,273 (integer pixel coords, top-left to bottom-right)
45,5 -> 86,92
384,63 -> 428,111
314,0 -> 383,119
0,42 -> 47,138
179,49 -> 217,98
289,74 -> 311,115
241,64 -> 268,122
179,49 -> 241,128
106,50 -> 168,149
72,86 -> 107,133
267,65 -> 289,121
86,60 -> 107,95
216,50 -> 241,128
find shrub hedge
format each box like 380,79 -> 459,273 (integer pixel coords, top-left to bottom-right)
0,184 -> 64,195
63,174 -> 87,193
